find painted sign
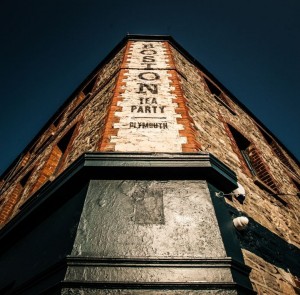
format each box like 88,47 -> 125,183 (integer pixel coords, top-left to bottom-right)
111,41 -> 187,152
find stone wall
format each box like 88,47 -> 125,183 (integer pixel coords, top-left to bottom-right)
0,46 -> 125,225
0,37 -> 299,294
170,44 -> 300,294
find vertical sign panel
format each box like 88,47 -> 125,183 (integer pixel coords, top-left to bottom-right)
111,41 -> 187,152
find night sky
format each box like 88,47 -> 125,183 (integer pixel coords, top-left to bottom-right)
0,0 -> 299,175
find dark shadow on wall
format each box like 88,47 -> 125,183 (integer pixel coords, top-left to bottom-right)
226,204 -> 300,277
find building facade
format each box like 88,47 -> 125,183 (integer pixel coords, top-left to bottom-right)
0,35 -> 299,294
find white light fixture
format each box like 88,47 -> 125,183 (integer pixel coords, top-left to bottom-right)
233,216 -> 249,231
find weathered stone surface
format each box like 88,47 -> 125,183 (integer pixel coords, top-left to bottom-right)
71,180 -> 227,258
243,249 -> 298,294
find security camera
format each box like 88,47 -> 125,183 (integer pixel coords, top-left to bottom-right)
215,182 -> 246,203
232,182 -> 246,203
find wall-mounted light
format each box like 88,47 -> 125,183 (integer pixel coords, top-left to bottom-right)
233,216 -> 249,231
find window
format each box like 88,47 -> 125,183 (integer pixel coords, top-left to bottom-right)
53,113 -> 64,127
81,76 -> 97,97
20,152 -> 30,168
258,125 -> 297,174
227,124 -> 283,202
67,76 -> 98,121
0,168 -> 33,223
203,77 -> 236,114
227,125 -> 256,175
54,125 -> 77,175
29,125 -> 77,195
57,126 -> 75,153
204,77 -> 222,97
291,179 -> 300,197
20,169 -> 33,187
0,152 -> 31,190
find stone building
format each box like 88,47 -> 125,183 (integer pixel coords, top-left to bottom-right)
0,35 -> 299,294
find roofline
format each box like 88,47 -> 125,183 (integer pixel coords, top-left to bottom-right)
1,34 -> 298,179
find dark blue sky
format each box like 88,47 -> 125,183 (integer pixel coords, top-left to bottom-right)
0,0 -> 299,175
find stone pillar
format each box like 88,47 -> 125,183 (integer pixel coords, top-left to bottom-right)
62,153 -> 255,294
0,153 -> 255,294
